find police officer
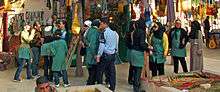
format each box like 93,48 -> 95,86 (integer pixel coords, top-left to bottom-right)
96,16 -> 118,91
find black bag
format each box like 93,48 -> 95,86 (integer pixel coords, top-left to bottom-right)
80,47 -> 86,56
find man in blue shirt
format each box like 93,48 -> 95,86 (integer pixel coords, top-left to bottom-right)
96,16 -> 118,91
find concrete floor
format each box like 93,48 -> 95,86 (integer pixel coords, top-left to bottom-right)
0,45 -> 220,92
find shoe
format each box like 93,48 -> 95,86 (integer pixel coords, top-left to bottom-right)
128,81 -> 133,85
55,84 -> 60,88
33,75 -> 41,80
27,76 -> 34,80
63,84 -> 70,87
13,79 -> 22,83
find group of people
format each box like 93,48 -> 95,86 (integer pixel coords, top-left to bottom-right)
12,15 -> 119,92
12,12 -> 210,92
126,18 -> 190,92
13,14 -> 70,88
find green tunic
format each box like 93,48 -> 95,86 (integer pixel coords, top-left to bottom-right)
84,27 -> 99,67
150,35 -> 166,64
50,39 -> 68,71
18,44 -> 31,59
41,42 -> 53,56
130,50 -> 144,67
171,29 -> 187,57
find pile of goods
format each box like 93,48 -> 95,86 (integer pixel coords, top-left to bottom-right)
150,72 -> 220,91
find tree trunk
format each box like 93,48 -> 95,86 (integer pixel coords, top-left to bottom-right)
75,43 -> 83,77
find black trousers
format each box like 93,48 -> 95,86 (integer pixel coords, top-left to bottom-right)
128,64 -> 134,83
44,56 -> 53,82
173,56 -> 188,73
87,65 -> 97,85
96,54 -> 116,91
133,66 -> 142,92
150,62 -> 164,77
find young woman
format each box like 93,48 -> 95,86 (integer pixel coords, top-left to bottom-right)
149,22 -> 169,77
14,24 -> 35,82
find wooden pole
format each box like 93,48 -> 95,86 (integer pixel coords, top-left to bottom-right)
2,12 -> 9,52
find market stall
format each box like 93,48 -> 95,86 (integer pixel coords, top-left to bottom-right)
146,71 -> 220,92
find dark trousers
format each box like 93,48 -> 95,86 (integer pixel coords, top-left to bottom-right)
53,70 -> 69,85
14,58 -> 31,80
150,62 -> 165,77
87,65 -> 97,85
31,47 -> 40,76
133,66 -> 142,92
96,54 -> 116,91
128,64 -> 134,83
43,56 -> 53,81
173,56 -> 188,73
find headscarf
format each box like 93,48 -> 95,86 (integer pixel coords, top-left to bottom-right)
153,22 -> 164,39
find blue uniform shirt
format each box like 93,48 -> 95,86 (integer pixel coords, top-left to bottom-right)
98,27 -> 117,56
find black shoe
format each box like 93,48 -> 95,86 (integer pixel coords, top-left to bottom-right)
128,81 -> 133,85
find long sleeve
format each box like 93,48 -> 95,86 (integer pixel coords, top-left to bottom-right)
97,32 -> 105,56
139,30 -> 148,51
97,43 -> 105,56
21,29 -> 35,43
163,33 -> 169,55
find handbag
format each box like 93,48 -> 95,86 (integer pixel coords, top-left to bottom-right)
80,47 -> 86,56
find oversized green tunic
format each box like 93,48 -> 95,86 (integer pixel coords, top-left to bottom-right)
41,42 -> 53,56
130,50 -> 145,67
150,35 -> 166,64
170,29 -> 187,57
84,27 -> 99,67
50,39 -> 68,71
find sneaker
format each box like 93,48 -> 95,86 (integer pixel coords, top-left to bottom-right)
33,75 -> 41,80
55,84 -> 60,88
63,84 -> 70,87
27,76 -> 34,80
13,79 -> 22,83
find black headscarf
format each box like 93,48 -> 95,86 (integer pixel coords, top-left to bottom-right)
153,22 -> 164,39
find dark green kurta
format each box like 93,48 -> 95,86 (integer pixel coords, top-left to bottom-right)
170,29 -> 187,57
150,35 -> 166,64
50,39 -> 68,71
84,27 -> 99,67
41,42 -> 53,56
130,50 -> 144,67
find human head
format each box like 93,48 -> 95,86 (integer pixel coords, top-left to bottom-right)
152,22 -> 159,31
33,21 -> 41,31
175,19 -> 181,28
51,14 -> 57,22
36,76 -> 50,92
137,18 -> 146,31
92,19 -> 100,28
99,16 -> 109,31
206,16 -> 209,20
56,20 -> 66,30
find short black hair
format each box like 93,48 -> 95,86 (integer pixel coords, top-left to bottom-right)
100,16 -> 109,24
56,19 -> 66,25
36,76 -> 49,86
33,21 -> 39,27
92,19 -> 100,27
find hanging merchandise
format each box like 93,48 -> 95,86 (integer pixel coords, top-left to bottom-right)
145,5 -> 152,27
47,0 -> 51,10
71,4 -> 81,34
167,0 -> 175,22
118,0 -> 125,13
131,3 -> 136,20
85,0 -> 90,19
206,0 -> 215,16
66,0 -> 72,7
157,0 -> 167,17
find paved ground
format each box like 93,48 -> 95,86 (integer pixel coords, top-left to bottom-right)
0,45 -> 220,92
